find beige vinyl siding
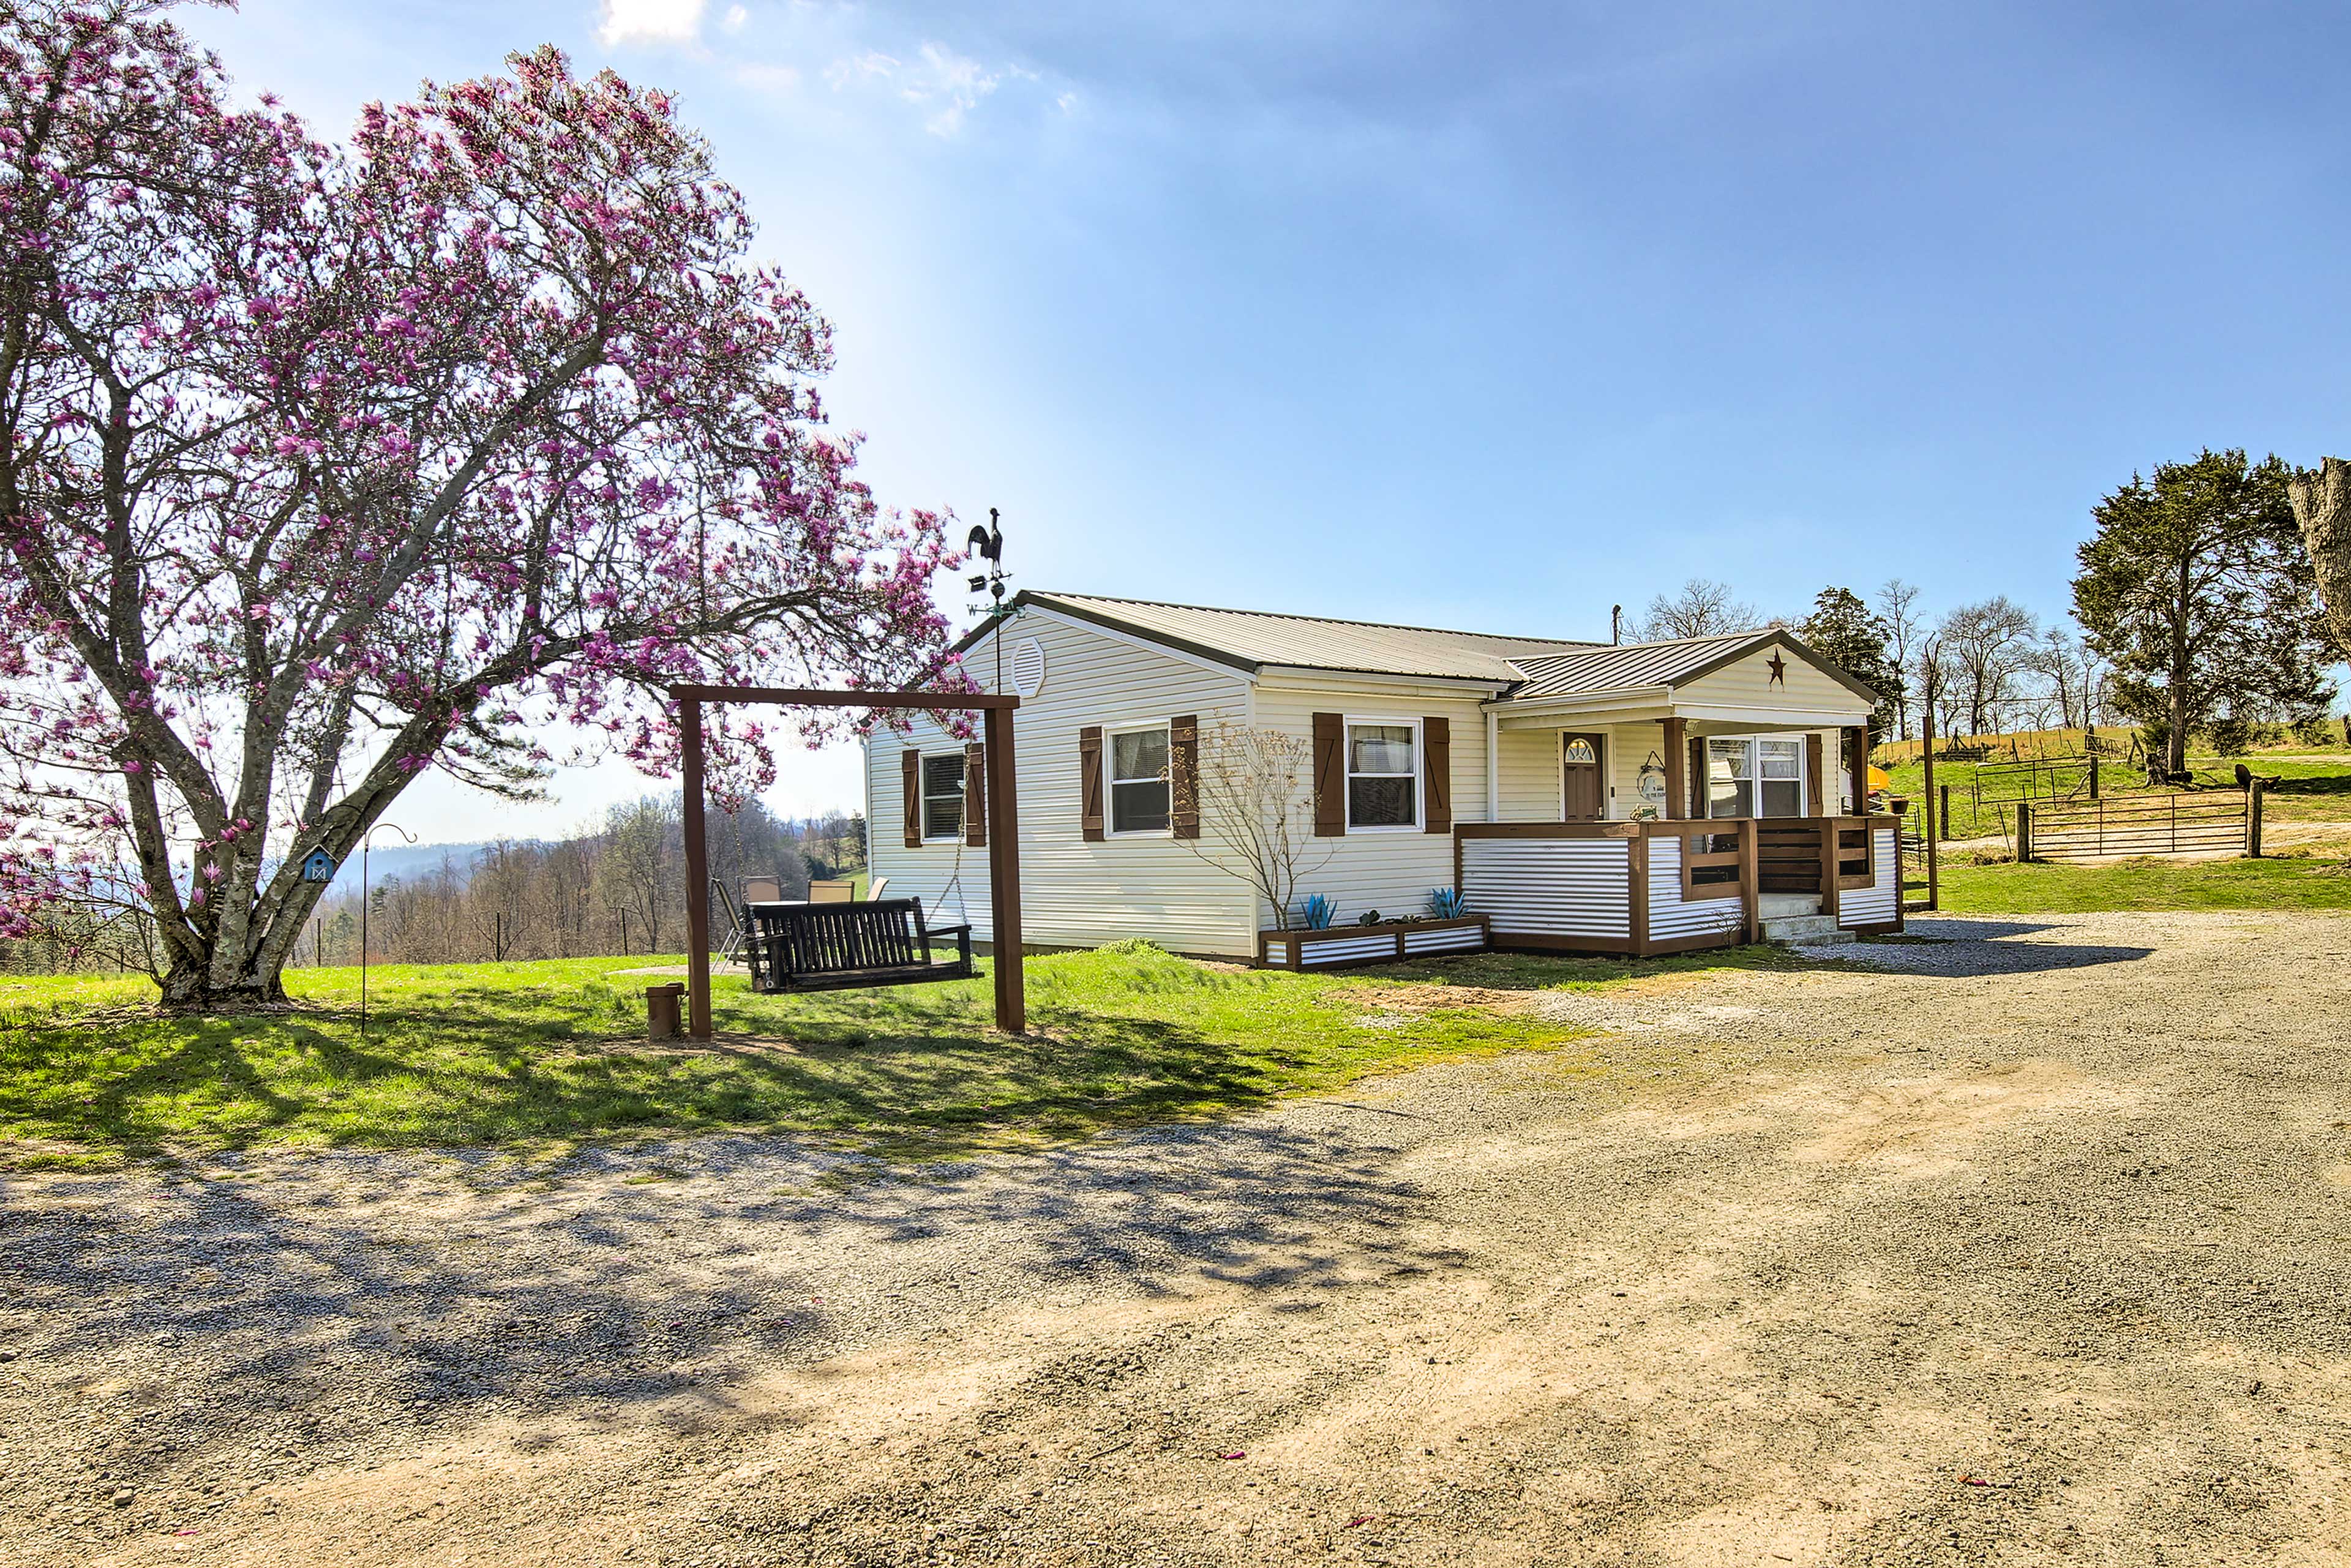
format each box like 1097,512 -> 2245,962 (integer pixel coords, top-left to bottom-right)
1250,677 -> 1495,927
1496,721 -> 1674,822
1494,727 -> 1559,821
864,610 -> 1256,956
1678,648 -> 1873,722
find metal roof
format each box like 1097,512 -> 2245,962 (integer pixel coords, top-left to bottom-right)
961,593 -> 1884,704
1506,629 -> 1886,704
979,591 -> 1602,682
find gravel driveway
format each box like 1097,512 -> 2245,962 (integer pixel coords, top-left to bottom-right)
7,909 -> 2351,1567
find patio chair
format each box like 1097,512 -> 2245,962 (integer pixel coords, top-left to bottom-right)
808,879 -> 856,903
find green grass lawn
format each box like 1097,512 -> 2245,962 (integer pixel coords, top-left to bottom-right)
0,942 -> 1800,1168
1932,851 -> 2351,914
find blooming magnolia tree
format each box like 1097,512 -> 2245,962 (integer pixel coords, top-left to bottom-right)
0,1 -> 961,1005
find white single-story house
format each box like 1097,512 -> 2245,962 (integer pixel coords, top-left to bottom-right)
863,592 -> 1901,964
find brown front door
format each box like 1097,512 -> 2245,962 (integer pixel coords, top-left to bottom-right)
1561,732 -> 1606,820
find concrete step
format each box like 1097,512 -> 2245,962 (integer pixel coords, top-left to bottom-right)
1757,893 -> 1823,918
1761,913 -> 1844,943
1781,928 -> 1859,948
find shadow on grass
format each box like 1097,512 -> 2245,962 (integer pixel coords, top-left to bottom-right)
2266,773 -> 2351,800
1,959 -> 1488,1161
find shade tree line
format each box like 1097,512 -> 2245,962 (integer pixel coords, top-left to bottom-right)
0,797 -> 865,975
1635,448 -> 2343,768
1635,576 -> 2115,745
285,798 -> 864,969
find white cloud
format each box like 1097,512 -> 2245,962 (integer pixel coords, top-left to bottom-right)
721,4 -> 749,35
825,41 -> 1008,137
598,0 -> 706,48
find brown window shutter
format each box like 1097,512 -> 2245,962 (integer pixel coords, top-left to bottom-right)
1422,716 -> 1451,833
964,741 -> 986,847
1688,736 -> 1708,819
901,748 -> 923,847
1804,732 -> 1824,813
1312,712 -> 1346,836
1079,726 -> 1104,842
1169,715 -> 1200,839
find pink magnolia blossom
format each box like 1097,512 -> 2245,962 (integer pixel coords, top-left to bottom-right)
0,1 -> 966,1005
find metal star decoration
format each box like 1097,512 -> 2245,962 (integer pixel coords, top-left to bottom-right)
1766,651 -> 1787,686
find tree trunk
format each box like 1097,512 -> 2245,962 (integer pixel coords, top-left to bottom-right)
2168,558 -> 2191,779
159,958 -> 290,1008
2289,456 -> 2351,661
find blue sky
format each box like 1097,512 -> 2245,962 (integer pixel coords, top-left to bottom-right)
179,0 -> 2351,831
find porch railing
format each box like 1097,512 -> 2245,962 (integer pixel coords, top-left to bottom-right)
1454,816 -> 1902,957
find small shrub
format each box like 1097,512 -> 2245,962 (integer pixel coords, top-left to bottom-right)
1428,887 -> 1468,919
1295,895 -> 1334,931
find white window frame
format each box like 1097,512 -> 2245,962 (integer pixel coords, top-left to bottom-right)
920,749 -> 966,843
1344,715 -> 1422,833
1104,720 -> 1174,838
1703,734 -> 1807,820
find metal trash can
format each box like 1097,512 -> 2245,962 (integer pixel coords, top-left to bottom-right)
644,982 -> 686,1039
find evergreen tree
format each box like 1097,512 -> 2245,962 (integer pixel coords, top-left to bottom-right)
1798,587 -> 1900,741
2073,449 -> 2334,776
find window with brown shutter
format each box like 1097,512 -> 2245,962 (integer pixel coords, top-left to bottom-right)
1078,726 -> 1104,842
901,748 -> 922,848
963,742 -> 986,847
1804,732 -> 1824,814
1422,716 -> 1451,833
1688,736 -> 1707,820
1312,713 -> 1346,836
1169,715 -> 1199,839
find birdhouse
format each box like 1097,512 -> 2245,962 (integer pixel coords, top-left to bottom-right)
299,849 -> 337,884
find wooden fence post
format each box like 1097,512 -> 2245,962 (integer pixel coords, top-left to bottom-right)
2247,782 -> 2264,859
1940,784 -> 1951,839
2017,801 -> 2033,863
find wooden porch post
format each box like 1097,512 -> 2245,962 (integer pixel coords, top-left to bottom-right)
1738,818 -> 1760,943
983,703 -> 1026,1033
1846,726 -> 1869,814
681,696 -> 713,1039
1661,717 -> 1686,820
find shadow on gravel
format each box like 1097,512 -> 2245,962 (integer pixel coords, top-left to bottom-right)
1,1112 -> 1430,1508
1860,918 -> 2156,974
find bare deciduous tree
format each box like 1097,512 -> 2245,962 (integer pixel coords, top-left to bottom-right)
1171,722 -> 1335,931
1875,579 -> 1922,739
1935,598 -> 2041,736
1635,579 -> 1761,641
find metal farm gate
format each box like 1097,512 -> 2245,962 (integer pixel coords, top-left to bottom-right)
2018,788 -> 2261,864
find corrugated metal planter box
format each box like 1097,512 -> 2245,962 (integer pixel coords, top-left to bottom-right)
1258,913 -> 1491,971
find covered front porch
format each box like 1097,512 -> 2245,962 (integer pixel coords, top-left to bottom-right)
1459,630 -> 1896,955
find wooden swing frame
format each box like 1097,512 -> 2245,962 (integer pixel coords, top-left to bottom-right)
672,685 -> 1026,1037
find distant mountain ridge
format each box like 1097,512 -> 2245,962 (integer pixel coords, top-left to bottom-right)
323,841 -> 518,897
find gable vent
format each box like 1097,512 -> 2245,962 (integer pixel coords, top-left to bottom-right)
1009,638 -> 1046,698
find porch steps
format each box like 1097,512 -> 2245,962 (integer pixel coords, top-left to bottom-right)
1750,896 -> 1848,946
1760,912 -> 1856,947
